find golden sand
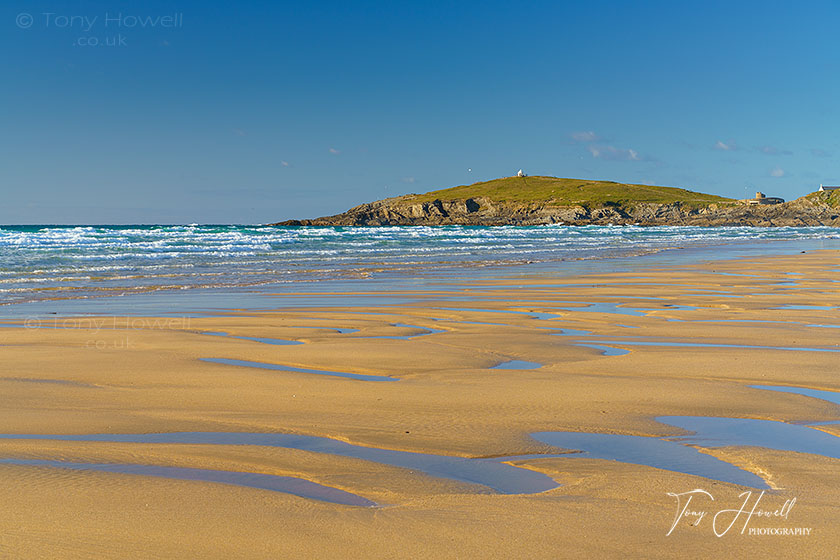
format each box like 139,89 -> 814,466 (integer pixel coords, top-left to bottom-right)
0,250 -> 838,558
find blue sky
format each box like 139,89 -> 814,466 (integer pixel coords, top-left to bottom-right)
2,0 -> 838,224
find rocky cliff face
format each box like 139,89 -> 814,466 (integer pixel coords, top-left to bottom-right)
274,192 -> 840,227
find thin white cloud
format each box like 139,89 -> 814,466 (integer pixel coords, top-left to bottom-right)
281,161 -> 290,167
401,177 -> 416,184
233,129 -> 246,137
770,167 -> 785,178
329,147 -> 340,154
758,146 -> 792,156
588,145 -> 641,161
811,148 -> 832,158
571,131 -> 600,143
714,140 -> 737,151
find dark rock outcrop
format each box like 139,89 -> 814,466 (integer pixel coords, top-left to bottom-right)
273,192 -> 840,227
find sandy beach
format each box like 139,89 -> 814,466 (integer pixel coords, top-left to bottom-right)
8,1 -> 840,556
0,249 -> 837,558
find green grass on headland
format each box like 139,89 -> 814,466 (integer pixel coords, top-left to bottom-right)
804,189 -> 840,208
406,176 -> 735,209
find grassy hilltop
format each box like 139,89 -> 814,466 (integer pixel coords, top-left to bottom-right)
406,176 -> 734,209
804,188 -> 840,208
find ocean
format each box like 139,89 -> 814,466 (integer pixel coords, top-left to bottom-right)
1,224 -> 839,315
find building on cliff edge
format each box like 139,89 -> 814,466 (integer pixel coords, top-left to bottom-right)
742,191 -> 785,205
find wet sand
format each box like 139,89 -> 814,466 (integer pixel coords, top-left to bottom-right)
0,250 -> 838,558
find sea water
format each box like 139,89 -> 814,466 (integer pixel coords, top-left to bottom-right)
1,224 -> 838,316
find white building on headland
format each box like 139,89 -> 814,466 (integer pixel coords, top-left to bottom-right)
516,169 -> 526,177
819,184 -> 840,192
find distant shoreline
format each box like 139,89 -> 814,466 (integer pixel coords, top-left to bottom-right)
274,176 -> 840,227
